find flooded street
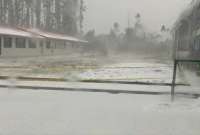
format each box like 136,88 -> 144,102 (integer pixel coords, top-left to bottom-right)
0,57 -> 199,135
0,88 -> 200,135
0,0 -> 199,134
0,55 -> 180,84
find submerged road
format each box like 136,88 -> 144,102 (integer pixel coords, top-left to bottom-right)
0,61 -> 198,98
0,61 -> 199,135
0,79 -> 199,98
0,87 -> 200,135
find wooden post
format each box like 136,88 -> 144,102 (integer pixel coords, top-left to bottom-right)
171,60 -> 178,102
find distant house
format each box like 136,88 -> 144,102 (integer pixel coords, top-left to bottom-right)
173,1 -> 200,59
0,27 -> 87,57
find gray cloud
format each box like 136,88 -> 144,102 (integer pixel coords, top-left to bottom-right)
84,0 -> 191,34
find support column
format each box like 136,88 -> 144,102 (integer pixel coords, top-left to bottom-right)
171,60 -> 178,102
0,36 -> 2,56
1,36 -> 3,56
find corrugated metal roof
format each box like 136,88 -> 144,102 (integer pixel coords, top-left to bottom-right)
25,29 -> 88,43
0,26 -> 88,43
0,27 -> 43,38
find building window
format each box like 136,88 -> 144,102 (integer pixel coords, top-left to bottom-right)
28,40 -> 36,48
46,41 -> 51,49
4,37 -> 12,48
56,41 -> 66,49
54,43 -> 56,49
66,42 -> 72,46
40,41 -> 43,47
16,38 -> 26,48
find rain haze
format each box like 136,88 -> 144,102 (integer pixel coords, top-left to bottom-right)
0,0 -> 200,135
85,0 -> 191,33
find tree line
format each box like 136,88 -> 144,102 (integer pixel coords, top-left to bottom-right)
84,13 -> 172,58
0,0 -> 86,35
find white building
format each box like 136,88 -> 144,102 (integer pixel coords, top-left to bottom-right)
0,26 -> 87,57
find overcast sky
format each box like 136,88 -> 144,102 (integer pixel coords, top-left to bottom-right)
84,0 -> 191,34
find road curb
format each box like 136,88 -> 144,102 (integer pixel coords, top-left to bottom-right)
0,84 -> 199,99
